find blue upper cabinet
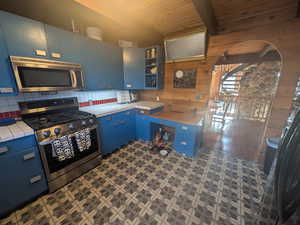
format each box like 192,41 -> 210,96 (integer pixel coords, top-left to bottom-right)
123,46 -> 164,90
79,37 -> 124,90
0,25 -> 17,95
44,24 -> 80,62
0,10 -> 48,58
98,42 -> 124,89
144,45 -> 164,90
123,47 -> 145,89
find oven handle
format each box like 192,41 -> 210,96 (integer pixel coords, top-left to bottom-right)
39,126 -> 97,146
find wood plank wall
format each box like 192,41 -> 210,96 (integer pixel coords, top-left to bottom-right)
140,18 -> 300,157
139,60 -> 212,112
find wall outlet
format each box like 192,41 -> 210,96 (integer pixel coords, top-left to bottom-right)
195,94 -> 202,100
156,96 -> 160,101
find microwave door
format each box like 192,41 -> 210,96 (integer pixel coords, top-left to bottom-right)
10,56 -> 83,92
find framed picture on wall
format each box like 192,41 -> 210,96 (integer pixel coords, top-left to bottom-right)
174,69 -> 197,88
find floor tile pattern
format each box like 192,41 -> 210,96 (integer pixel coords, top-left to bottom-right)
1,141 -> 268,225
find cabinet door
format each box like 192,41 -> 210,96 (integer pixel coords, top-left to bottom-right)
118,110 -> 136,145
0,147 -> 47,216
123,47 -> 145,89
124,110 -> 136,141
0,25 -> 17,95
79,38 -> 123,90
0,10 -> 48,58
100,43 -> 124,89
136,114 -> 151,141
44,24 -> 79,62
98,116 -> 121,155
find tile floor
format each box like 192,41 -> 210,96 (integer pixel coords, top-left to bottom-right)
1,141 -> 271,225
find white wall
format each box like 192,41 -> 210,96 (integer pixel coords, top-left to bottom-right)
0,90 -> 117,113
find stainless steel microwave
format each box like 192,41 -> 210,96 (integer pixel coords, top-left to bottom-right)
10,56 -> 85,92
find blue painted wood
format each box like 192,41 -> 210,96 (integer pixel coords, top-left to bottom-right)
144,45 -> 164,90
0,25 -> 17,95
0,135 -> 37,157
98,109 -> 136,155
78,37 -> 124,90
123,47 -> 145,89
0,143 -> 47,217
0,10 -> 48,58
136,114 -> 151,141
44,24 -> 81,62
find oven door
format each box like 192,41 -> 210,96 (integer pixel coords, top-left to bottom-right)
10,56 -> 84,92
38,127 -> 101,181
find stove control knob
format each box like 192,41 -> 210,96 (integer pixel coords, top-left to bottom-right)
42,130 -> 51,137
89,119 -> 94,124
81,120 -> 87,126
54,128 -> 61,135
68,123 -> 75,129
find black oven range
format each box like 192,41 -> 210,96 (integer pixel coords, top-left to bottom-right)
18,97 -> 101,192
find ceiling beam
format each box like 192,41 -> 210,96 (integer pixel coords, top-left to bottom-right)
191,0 -> 218,35
215,51 -> 281,65
297,0 -> 300,17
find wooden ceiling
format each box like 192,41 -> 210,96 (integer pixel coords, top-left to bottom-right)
73,0 -> 298,39
212,0 -> 298,33
227,41 -> 269,55
73,0 -> 204,36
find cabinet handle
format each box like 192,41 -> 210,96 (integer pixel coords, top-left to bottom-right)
51,52 -> 62,58
180,141 -> 187,145
30,175 -> 42,184
23,152 -> 35,160
0,146 -> 9,154
181,126 -> 188,130
126,84 -> 132,88
35,49 -> 47,56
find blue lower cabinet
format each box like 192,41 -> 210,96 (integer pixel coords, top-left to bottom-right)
98,109 -> 136,155
136,114 -> 151,141
174,124 -> 202,157
0,136 -> 47,217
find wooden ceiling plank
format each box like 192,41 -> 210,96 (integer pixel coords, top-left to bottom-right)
216,51 -> 281,65
297,0 -> 300,17
191,0 -> 218,35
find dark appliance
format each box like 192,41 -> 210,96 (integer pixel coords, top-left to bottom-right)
11,56 -> 85,92
19,98 -> 101,192
257,109 -> 300,225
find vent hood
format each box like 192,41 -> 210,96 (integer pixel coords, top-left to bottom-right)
164,31 -> 207,63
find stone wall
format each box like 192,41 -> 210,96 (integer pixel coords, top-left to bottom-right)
239,61 -> 281,98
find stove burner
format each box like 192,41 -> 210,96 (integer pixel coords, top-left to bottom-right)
39,117 -> 49,123
23,111 -> 93,130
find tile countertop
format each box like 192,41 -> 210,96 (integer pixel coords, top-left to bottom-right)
80,101 -> 164,118
0,121 -> 34,143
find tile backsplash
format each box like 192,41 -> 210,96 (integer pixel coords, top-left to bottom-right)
0,90 -> 117,115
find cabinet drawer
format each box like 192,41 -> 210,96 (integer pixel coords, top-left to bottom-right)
0,147 -> 43,175
0,135 -> 36,157
174,133 -> 196,157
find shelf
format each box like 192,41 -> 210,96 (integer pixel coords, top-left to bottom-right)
145,64 -> 157,67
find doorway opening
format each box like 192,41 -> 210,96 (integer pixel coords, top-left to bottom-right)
206,40 -> 282,161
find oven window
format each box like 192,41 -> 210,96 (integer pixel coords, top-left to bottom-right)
43,129 -> 99,174
18,67 -> 72,87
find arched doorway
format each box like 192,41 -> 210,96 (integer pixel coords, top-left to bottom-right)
206,40 -> 282,161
